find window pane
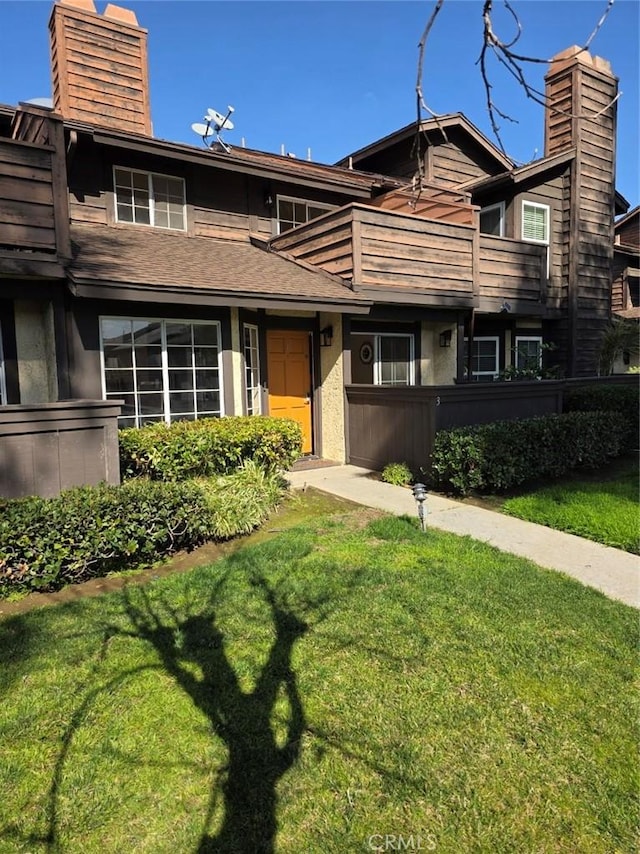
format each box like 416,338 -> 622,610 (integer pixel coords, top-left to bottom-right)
167,347 -> 192,368
132,172 -> 148,190
138,393 -> 164,415
523,204 -> 548,242
166,323 -> 192,345
132,321 -> 161,344
194,347 -> 218,367
279,200 -> 293,221
308,205 -> 328,220
196,369 -> 218,389
196,390 -> 220,413
154,208 -> 169,229
102,319 -> 132,345
193,324 -> 218,346
136,369 -> 163,391
134,346 -> 162,368
105,370 -> 134,393
480,207 -> 502,236
103,345 -> 133,369
293,202 -> 306,224
169,369 -> 194,390
169,392 -> 195,414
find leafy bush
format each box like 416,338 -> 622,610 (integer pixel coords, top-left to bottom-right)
563,383 -> 639,448
119,416 -> 302,481
381,462 -> 413,486
429,411 -> 628,495
0,462 -> 284,596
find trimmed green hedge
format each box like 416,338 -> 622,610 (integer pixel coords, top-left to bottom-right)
429,411 -> 628,495
0,462 -> 284,596
563,383 -> 639,448
119,415 -> 303,481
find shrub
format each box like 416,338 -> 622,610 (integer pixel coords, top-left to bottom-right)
563,383 -> 639,448
381,462 -> 413,486
119,415 -> 303,481
0,462 -> 285,596
429,411 -> 628,495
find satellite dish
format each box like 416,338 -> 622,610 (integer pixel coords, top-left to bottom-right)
191,122 -> 214,138
191,105 -> 235,153
205,106 -> 234,131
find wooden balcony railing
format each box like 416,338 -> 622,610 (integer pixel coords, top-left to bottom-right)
272,202 -> 548,310
0,106 -> 69,278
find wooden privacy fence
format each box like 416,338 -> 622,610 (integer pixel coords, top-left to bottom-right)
0,400 -> 122,499
346,381 -> 565,474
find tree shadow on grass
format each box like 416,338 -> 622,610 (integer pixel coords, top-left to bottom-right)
119,577 -> 309,853
35,538 -> 330,854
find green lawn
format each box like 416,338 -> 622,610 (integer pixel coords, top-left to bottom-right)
1,501 -> 637,853
502,456 -> 639,553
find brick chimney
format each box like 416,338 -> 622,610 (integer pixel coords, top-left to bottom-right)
49,0 -> 152,135
544,46 -> 618,376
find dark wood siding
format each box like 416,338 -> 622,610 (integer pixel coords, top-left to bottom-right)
0,139 -> 56,252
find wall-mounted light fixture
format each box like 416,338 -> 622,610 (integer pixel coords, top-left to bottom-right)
439,329 -> 452,348
320,326 -> 333,347
500,299 -> 512,313
264,192 -> 273,209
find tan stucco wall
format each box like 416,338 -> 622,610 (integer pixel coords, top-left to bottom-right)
14,300 -> 58,403
420,322 -> 457,385
318,312 -> 345,463
229,307 -> 244,415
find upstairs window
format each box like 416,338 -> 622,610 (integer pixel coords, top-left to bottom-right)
479,202 -> 505,236
276,196 -> 334,234
522,201 -> 549,243
114,168 -> 186,231
522,200 -> 550,275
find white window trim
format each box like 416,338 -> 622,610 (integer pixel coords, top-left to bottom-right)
99,316 -> 224,427
0,324 -> 7,405
479,201 -> 505,237
276,195 -> 335,234
113,166 -> 187,231
521,200 -> 550,275
514,335 -> 543,370
352,331 -> 415,386
243,323 -> 262,415
464,336 -> 500,379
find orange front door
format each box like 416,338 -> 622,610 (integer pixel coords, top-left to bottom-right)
266,330 -> 313,454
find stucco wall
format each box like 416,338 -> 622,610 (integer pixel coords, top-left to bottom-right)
318,312 -> 345,463
420,322 -> 457,385
229,307 -> 244,415
14,300 -> 58,404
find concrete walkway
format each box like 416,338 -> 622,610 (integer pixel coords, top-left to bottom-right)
287,465 -> 640,609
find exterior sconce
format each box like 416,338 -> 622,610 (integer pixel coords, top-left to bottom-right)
412,482 -> 428,532
320,326 -> 333,347
264,192 -> 273,209
439,329 -> 452,348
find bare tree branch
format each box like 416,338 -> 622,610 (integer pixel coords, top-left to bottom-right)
414,0 -> 619,172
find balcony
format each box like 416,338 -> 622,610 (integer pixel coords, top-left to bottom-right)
271,194 -> 547,312
0,107 -> 70,279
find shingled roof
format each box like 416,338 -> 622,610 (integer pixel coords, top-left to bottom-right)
67,223 -> 371,313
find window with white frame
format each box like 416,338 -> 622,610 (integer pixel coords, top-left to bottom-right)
464,336 -> 500,380
522,200 -> 550,274
514,335 -> 543,372
479,202 -> 505,236
0,325 -> 7,405
114,167 -> 186,230
352,332 -> 415,386
100,318 -> 222,427
276,196 -> 334,234
243,324 -> 262,415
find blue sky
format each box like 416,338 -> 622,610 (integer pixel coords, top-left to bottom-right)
1,1 -> 638,204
